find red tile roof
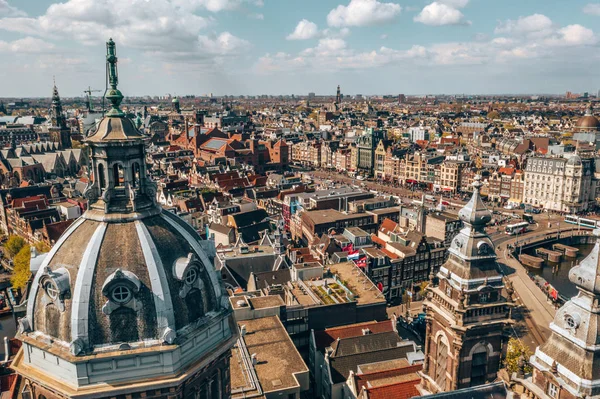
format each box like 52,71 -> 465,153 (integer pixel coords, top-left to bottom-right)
379,218 -> 398,235
371,234 -> 386,247
365,379 -> 421,399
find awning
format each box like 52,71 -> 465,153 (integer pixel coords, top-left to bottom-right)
442,188 -> 453,192
406,179 -> 418,184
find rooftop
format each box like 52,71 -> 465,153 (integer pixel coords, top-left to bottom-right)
248,295 -> 285,310
329,262 -> 387,305
235,316 -> 308,394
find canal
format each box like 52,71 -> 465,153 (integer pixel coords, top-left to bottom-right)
523,243 -> 595,299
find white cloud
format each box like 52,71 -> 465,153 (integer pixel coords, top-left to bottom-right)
256,14 -> 598,74
0,0 -> 249,60
0,37 -> 55,53
197,32 -> 250,54
0,0 -> 25,17
327,0 -> 401,27
583,3 -> 600,16
414,2 -> 470,26
546,24 -> 597,46
287,19 -> 319,40
495,14 -> 553,37
438,0 -> 469,7
171,0 -> 263,12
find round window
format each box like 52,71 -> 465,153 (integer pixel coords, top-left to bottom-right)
44,281 -> 59,300
565,315 -> 577,329
111,285 -> 132,304
184,268 -> 198,285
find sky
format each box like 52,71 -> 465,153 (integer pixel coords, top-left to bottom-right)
1,0 -> 600,97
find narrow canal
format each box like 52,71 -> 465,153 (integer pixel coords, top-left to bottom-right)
523,243 -> 595,299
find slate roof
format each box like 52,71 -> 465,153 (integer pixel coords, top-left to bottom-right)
328,332 -> 416,384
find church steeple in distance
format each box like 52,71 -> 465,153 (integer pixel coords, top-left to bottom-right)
48,79 -> 72,149
336,85 -> 341,105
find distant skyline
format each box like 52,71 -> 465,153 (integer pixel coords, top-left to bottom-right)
1,0 -> 600,97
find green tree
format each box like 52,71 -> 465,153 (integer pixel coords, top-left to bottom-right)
504,338 -> 533,374
5,235 -> 26,259
11,245 -> 31,290
34,241 -> 51,254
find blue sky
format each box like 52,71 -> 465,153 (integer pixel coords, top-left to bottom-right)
1,0 -> 600,97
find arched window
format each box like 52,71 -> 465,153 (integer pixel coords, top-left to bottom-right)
113,164 -> 124,187
434,336 -> 448,389
98,163 -> 106,189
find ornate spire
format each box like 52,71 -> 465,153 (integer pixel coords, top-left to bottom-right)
50,80 -> 65,129
457,175 -> 491,231
105,38 -> 124,117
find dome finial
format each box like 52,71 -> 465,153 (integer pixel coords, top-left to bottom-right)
457,174 -> 491,228
105,38 -> 124,117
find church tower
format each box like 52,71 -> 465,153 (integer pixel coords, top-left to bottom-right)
48,82 -> 72,149
519,228 -> 600,398
336,85 -> 341,105
419,175 -> 515,394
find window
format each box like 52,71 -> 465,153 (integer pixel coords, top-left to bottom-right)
44,281 -> 59,300
471,351 -> 488,386
111,285 -> 132,304
184,268 -> 198,285
547,382 -> 558,398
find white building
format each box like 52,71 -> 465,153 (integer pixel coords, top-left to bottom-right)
523,154 -> 596,213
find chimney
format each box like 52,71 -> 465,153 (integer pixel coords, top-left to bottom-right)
251,353 -> 258,366
240,325 -> 247,336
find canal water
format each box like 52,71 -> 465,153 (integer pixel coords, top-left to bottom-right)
523,243 -> 595,299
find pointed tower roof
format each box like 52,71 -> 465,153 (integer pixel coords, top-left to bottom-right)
457,175 -> 492,229
439,175 -> 499,283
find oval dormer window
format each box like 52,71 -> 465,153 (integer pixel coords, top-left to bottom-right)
111,285 -> 132,304
564,313 -> 581,331
184,267 -> 198,286
44,281 -> 59,300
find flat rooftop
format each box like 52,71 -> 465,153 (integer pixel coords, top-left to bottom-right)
237,316 -> 308,394
368,206 -> 401,215
328,261 -> 387,306
303,209 -> 372,225
217,245 -> 274,259
248,295 -> 285,310
428,211 -> 460,222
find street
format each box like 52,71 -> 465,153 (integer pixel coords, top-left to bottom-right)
307,169 -> 575,349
